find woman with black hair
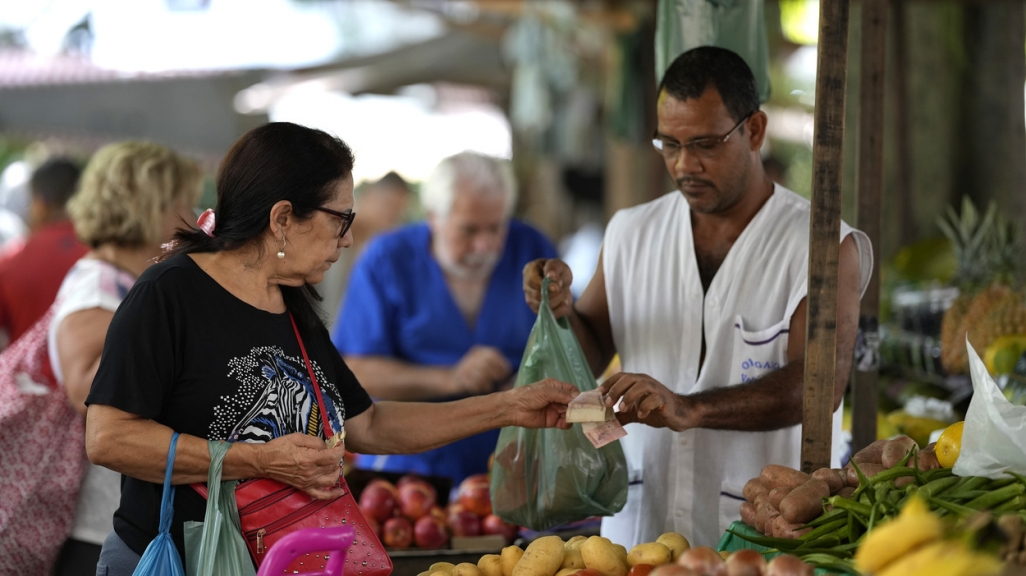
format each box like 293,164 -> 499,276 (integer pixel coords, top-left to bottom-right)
84,122 -> 577,574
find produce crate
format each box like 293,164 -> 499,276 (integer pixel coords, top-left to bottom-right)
716,522 -> 838,575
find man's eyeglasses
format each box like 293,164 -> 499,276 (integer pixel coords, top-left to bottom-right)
314,206 -> 356,239
652,111 -> 754,161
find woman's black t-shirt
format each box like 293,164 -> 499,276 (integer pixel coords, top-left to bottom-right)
86,253 -> 373,556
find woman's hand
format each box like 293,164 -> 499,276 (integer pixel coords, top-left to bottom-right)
505,378 -> 579,429
259,433 -> 346,500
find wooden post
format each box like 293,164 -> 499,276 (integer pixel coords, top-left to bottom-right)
853,0 -> 888,454
803,0 -> 851,473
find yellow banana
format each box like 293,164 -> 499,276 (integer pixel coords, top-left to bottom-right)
876,540 -> 1003,576
854,495 -> 944,573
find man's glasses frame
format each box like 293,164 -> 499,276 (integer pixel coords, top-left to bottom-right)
651,111 -> 755,161
314,206 -> 356,239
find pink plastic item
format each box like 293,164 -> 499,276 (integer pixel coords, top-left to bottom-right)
256,526 -> 357,576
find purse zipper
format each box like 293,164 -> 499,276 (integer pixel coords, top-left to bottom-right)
237,483 -> 296,516
244,495 -> 339,543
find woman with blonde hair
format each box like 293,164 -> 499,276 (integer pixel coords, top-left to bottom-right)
0,140 -> 202,576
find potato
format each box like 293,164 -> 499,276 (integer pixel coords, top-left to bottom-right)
676,547 -> 724,575
454,564 -> 484,576
719,551 -> 731,560
771,515 -> 811,539
739,502 -> 759,531
430,572 -> 450,576
724,549 -> 767,576
767,487 -> 793,509
765,554 -> 813,576
759,465 -> 810,490
554,570 -> 579,576
561,549 -> 585,570
845,463 -> 885,488
811,468 -> 846,495
480,556 -> 504,576
754,500 -> 778,532
895,476 -> 915,488
431,564 -> 457,574
882,436 -> 918,469
655,533 -> 690,561
581,535 -> 628,576
851,438 -> 888,465
780,479 -> 830,524
836,486 -> 856,499
743,478 -> 768,502
614,544 -> 629,567
513,536 -> 565,576
627,543 -> 672,567
501,546 -> 525,576
914,449 -> 941,471
565,536 -> 588,551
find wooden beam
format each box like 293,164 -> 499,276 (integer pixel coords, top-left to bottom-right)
803,0 -> 851,473
853,0 -> 888,454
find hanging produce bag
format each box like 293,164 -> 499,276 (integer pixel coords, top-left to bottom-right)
184,440 -> 255,576
490,279 -> 628,531
132,433 -> 185,576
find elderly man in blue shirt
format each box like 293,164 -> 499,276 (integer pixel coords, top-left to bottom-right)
332,151 -> 557,485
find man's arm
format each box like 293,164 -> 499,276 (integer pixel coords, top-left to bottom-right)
346,345 -> 511,401
603,235 -> 862,432
523,250 -> 617,376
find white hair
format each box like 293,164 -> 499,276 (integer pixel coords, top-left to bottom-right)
421,151 -> 517,218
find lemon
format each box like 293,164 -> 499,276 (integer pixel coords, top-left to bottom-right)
936,421 -> 964,468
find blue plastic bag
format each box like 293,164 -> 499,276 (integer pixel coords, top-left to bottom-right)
132,432 -> 185,576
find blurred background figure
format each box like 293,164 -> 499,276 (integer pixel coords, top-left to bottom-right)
314,171 -> 412,325
332,151 -> 556,485
0,141 -> 202,576
0,158 -> 87,348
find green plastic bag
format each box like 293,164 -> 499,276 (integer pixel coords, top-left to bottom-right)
184,440 -> 255,576
490,278 -> 628,531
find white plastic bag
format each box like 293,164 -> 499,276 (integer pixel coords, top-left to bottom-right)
952,339 -> 1026,478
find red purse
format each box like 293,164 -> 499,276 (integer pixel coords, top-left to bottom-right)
195,315 -> 392,575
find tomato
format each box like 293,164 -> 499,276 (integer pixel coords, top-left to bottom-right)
628,564 -> 655,576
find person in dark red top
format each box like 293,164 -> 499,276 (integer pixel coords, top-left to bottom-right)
0,158 -> 88,346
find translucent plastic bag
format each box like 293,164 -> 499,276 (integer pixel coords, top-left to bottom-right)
184,440 -> 255,576
490,279 -> 628,531
953,339 -> 1026,478
132,433 -> 185,576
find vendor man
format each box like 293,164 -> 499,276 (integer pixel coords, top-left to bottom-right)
334,151 -> 557,484
523,47 -> 873,547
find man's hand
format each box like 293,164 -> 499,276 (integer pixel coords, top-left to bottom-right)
506,378 -> 579,429
523,259 -> 574,318
599,373 -> 693,432
452,346 -> 512,395
259,433 -> 346,500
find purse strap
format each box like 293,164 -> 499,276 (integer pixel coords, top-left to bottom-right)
288,313 -> 335,440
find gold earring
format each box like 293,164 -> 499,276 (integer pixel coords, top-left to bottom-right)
277,234 -> 287,259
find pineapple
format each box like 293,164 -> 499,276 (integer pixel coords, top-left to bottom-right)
938,197 -> 998,373
962,213 -> 1026,362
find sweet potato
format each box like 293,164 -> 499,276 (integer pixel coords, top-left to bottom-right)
811,468 -> 846,495
768,487 -> 793,509
771,515 -> 811,539
760,465 -> 810,491
851,438 -> 888,465
743,478 -> 769,503
740,501 -> 759,531
836,486 -> 856,499
780,479 -> 830,524
882,436 -> 918,469
845,463 -> 886,488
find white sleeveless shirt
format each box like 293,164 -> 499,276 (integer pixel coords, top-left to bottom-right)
600,185 -> 873,548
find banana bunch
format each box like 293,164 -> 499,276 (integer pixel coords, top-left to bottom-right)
854,494 -> 1004,576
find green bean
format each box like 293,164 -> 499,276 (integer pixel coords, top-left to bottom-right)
963,482 -> 1025,510
802,507 -> 847,529
928,496 -> 975,517
798,518 -> 847,542
799,554 -> 859,574
947,476 -> 990,496
922,467 -> 955,483
918,476 -> 960,498
992,495 -> 1026,514
726,529 -> 802,552
828,496 -> 873,519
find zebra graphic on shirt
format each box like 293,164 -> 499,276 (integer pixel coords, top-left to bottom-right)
210,345 -> 344,443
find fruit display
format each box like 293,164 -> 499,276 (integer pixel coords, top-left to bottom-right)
937,197 -> 1026,376
415,533 -> 818,576
356,473 -> 519,551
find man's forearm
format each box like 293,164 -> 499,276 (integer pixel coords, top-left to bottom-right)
344,356 -> 453,401
679,361 -> 807,432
